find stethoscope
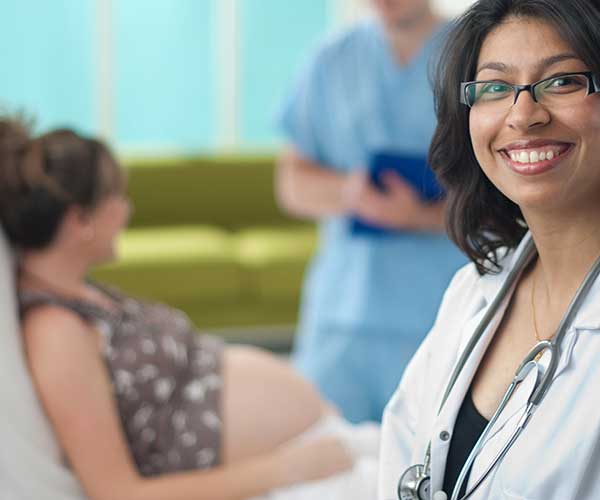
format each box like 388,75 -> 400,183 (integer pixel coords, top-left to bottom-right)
397,234 -> 600,500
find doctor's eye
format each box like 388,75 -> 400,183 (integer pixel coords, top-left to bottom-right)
541,74 -> 588,94
470,82 -> 513,105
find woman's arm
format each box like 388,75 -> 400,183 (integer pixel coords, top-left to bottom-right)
23,307 -> 352,500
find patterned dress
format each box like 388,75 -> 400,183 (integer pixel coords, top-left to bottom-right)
19,283 -> 224,476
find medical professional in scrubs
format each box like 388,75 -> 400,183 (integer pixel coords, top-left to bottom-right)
379,0 -> 600,498
276,0 -> 466,423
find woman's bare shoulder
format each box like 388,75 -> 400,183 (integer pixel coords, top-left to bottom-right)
21,304 -> 98,359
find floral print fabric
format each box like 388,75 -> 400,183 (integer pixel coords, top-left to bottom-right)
19,284 -> 224,476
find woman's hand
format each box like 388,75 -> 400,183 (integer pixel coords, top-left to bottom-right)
273,435 -> 354,488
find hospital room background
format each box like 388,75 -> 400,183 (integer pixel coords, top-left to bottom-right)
0,0 -> 474,353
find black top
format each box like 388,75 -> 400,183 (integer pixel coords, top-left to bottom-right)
442,388 -> 489,498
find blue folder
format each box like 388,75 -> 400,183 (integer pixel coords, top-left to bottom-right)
350,151 -> 444,237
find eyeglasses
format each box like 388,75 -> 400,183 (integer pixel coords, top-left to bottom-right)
460,71 -> 600,111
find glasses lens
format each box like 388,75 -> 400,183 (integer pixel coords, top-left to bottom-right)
534,74 -> 589,107
466,82 -> 513,107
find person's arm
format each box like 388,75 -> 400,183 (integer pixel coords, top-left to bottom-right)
352,169 -> 447,232
23,307 -> 352,500
276,146 -> 351,218
276,145 -> 446,232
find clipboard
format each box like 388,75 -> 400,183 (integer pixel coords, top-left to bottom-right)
350,151 -> 444,236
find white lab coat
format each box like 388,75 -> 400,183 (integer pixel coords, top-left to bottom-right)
379,232 -> 600,500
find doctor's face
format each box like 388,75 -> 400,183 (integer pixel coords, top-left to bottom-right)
370,0 -> 431,29
469,17 -> 600,217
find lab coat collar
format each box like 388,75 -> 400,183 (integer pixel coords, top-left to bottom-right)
478,231 -> 600,332
569,272 -> 600,332
472,231 -> 600,384
455,232 -> 534,357
478,232 -> 533,307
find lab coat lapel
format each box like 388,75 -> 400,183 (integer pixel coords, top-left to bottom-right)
428,237 -> 537,493
428,233 -> 535,495
429,291 -> 514,493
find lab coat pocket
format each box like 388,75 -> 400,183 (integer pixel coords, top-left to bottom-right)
498,463 -> 536,500
495,400 -> 592,500
495,430 -> 536,500
500,487 -> 529,500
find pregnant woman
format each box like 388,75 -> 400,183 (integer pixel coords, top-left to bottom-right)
0,119 -> 373,500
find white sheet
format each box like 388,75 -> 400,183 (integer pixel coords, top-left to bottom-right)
253,415 -> 379,500
0,228 -> 379,500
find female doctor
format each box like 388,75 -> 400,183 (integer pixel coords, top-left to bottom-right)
378,0 -> 600,499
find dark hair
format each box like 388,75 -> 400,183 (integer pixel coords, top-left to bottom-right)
0,118 -> 125,250
429,0 -> 600,274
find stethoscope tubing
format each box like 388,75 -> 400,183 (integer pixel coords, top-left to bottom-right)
401,234 -> 600,500
451,365 -> 541,500
438,236 -> 537,417
529,253 -> 600,405
454,410 -> 527,500
420,236 -> 538,480
451,245 -> 600,498
451,379 -> 521,500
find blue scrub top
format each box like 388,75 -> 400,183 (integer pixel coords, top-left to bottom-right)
278,18 -> 467,421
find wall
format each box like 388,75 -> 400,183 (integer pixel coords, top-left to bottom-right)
0,0 -> 476,155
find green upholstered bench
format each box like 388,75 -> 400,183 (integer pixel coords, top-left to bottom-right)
91,157 -> 316,351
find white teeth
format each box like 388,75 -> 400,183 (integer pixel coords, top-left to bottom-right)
509,149 -> 560,164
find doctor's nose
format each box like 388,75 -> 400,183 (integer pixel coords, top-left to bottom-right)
506,89 -> 550,132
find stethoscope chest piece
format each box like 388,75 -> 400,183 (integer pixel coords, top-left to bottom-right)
398,464 -> 431,500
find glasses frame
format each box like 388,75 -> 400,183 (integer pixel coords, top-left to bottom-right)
460,71 -> 600,108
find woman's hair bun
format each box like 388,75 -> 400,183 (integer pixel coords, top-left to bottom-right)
0,116 -> 31,153
0,114 -> 124,251
0,118 -> 30,143
0,116 -> 35,197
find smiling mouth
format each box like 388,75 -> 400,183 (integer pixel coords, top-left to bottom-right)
501,144 -> 571,163
499,143 -> 573,173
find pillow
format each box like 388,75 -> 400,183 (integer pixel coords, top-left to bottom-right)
0,228 -> 85,499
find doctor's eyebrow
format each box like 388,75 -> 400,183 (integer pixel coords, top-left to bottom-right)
475,53 -> 581,76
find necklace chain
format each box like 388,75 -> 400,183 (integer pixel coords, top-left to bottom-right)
530,267 -> 543,342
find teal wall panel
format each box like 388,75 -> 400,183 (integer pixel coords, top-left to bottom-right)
0,0 -> 335,153
0,0 -> 96,134
239,0 -> 329,148
114,0 -> 216,152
